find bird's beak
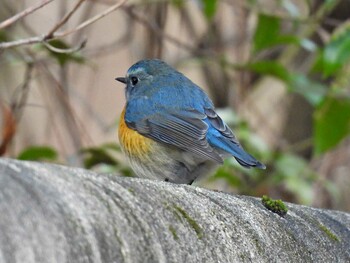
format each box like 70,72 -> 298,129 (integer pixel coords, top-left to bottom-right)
115,77 -> 126,84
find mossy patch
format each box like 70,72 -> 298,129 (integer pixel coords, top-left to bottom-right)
168,225 -> 179,240
127,188 -> 135,195
262,195 -> 288,217
164,202 -> 182,222
319,224 -> 340,242
252,237 -> 263,253
173,205 -> 203,239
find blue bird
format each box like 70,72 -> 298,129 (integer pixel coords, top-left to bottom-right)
116,59 -> 265,184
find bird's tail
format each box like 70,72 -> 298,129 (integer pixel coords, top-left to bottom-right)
234,155 -> 266,169
210,135 -> 266,169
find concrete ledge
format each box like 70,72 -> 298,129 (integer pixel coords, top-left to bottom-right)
0,158 -> 349,262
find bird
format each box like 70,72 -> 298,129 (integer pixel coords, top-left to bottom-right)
116,59 -> 265,184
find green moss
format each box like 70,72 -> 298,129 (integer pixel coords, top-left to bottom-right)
302,213 -> 340,242
127,188 -> 135,195
168,225 -> 179,240
252,237 -> 263,253
238,253 -> 246,260
164,203 -> 182,222
319,224 -> 340,242
173,205 -> 203,239
261,195 -> 288,217
173,210 -> 183,222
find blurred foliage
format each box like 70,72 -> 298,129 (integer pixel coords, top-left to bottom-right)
0,30 -> 8,42
202,0 -> 218,21
1,0 -> 350,211
18,146 -> 58,162
313,22 -> 350,77
41,39 -> 85,66
242,8 -> 350,161
205,0 -> 350,207
80,143 -> 133,176
314,97 -> 350,155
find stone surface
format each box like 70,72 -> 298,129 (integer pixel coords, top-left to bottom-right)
0,158 -> 349,263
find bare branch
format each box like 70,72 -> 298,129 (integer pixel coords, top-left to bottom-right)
42,39 -> 87,54
45,0 -> 87,39
122,6 -> 196,53
0,103 -> 16,156
42,38 -> 87,53
11,63 -> 34,117
56,0 -> 128,38
0,36 -> 44,49
0,0 -> 128,51
0,0 -> 55,30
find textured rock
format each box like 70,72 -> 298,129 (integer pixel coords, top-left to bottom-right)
0,158 -> 349,263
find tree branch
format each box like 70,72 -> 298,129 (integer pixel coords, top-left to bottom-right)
56,0 -> 127,38
0,0 -> 55,30
0,0 -> 128,50
42,38 -> 87,53
122,5 -> 196,53
44,0 -> 87,40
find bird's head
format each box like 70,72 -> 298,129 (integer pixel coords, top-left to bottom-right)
116,59 -> 174,100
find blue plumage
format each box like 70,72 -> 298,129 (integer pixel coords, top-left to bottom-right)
116,59 -> 265,184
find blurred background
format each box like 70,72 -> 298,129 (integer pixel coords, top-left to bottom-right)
1,0 -> 350,211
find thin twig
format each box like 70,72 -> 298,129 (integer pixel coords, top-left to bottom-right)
0,62 -> 34,155
0,0 -> 55,30
11,63 -> 34,118
122,5 -> 196,53
42,38 -> 87,53
45,0 -> 87,39
0,36 -> 42,50
0,103 -> 16,156
56,0 -> 127,38
0,0 -> 128,50
72,0 -> 95,43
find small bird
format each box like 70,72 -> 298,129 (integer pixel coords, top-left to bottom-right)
116,59 -> 265,184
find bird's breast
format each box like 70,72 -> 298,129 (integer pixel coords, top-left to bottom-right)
118,107 -> 153,157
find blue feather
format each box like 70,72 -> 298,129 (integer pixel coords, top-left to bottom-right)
121,59 -> 265,170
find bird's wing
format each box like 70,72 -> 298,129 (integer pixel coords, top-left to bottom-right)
204,107 -> 238,141
125,108 -> 224,163
204,107 -> 265,169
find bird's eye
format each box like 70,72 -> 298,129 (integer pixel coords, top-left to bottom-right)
131,76 -> 138,85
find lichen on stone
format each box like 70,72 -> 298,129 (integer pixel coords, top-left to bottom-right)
173,205 -> 203,239
319,224 -> 340,242
168,225 -> 179,241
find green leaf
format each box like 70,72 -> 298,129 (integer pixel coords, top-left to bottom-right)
247,60 -> 290,81
212,166 -> 242,188
299,38 -> 317,52
81,147 -> 119,169
281,0 -> 300,17
323,0 -> 340,10
313,22 -> 350,77
99,142 -> 121,152
288,74 -> 327,106
202,0 -> 217,20
314,97 -> 350,154
275,153 -> 308,179
0,30 -> 8,42
18,146 -> 58,161
274,153 -> 315,204
253,13 -> 316,53
253,14 -> 281,52
43,39 -> 85,66
171,0 -> 184,8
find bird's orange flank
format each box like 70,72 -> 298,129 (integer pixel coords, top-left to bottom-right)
118,107 -> 153,157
